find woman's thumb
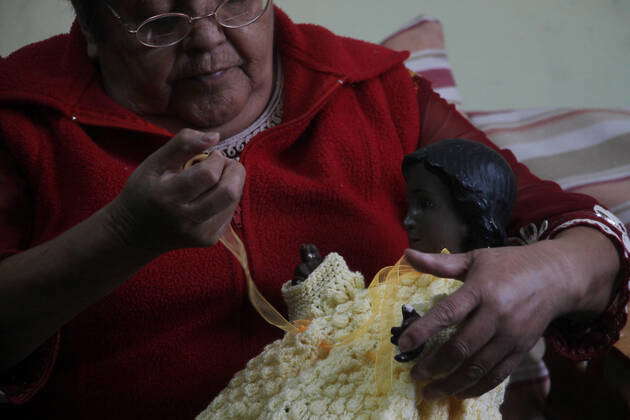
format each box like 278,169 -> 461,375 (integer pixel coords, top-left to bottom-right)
404,249 -> 472,280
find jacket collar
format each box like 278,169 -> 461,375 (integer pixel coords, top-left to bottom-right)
274,8 -> 409,83
0,21 -> 167,135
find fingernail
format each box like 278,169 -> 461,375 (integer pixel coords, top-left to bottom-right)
204,133 -> 220,143
394,351 -> 416,363
398,336 -> 412,352
394,345 -> 424,363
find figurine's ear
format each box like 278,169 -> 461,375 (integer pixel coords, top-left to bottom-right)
79,24 -> 99,60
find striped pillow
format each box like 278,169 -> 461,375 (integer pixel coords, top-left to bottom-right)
382,16 -> 463,106
467,108 -> 630,229
382,18 -> 629,227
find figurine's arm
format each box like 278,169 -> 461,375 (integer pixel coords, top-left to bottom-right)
292,244 -> 323,286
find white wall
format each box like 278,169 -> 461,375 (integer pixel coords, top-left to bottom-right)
2,0 -> 629,110
0,0 -> 75,55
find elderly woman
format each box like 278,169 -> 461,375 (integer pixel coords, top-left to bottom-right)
0,1 -> 627,419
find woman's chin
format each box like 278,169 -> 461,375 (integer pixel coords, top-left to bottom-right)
169,87 -> 249,130
168,100 -> 243,132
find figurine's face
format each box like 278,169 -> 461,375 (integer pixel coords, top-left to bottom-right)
403,165 -> 469,253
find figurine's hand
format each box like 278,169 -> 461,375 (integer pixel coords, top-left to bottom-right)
106,129 -> 246,253
398,240 -> 581,399
292,244 -> 323,285
391,305 -> 424,362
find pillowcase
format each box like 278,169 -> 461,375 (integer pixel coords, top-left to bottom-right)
381,16 -> 630,229
468,108 -> 630,230
381,15 -> 463,107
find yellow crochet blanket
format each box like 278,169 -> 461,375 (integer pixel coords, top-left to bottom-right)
197,253 -> 506,419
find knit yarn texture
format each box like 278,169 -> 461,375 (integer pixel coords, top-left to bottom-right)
198,253 -> 506,419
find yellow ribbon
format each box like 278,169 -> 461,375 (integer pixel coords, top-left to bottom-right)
335,257 -> 427,395
220,224 -> 447,397
219,224 -> 300,335
357,252 -> 449,395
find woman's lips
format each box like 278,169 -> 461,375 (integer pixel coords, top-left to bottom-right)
177,66 -> 234,83
193,69 -> 228,81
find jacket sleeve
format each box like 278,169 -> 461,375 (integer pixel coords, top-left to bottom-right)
413,75 -> 630,360
0,144 -> 59,405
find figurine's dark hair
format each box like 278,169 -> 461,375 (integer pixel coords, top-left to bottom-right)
402,139 -> 517,250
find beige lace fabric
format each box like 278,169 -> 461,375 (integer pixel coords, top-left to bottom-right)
197,253 -> 506,420
280,253 -> 366,321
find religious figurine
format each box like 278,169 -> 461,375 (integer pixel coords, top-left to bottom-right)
391,138 -> 516,361
197,139 -> 516,419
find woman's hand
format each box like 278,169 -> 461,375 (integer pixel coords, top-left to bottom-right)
398,227 -> 619,400
106,129 -> 246,252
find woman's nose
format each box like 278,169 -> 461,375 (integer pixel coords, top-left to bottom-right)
183,14 -> 226,51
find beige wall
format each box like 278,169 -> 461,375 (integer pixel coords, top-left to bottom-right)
2,0 -> 629,110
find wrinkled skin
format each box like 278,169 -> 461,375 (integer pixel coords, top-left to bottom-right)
0,0 -> 275,381
89,0 -> 276,249
400,226 -> 618,400
89,0 -> 275,137
291,169 -> 619,401
399,245 -> 562,399
108,129 -> 246,252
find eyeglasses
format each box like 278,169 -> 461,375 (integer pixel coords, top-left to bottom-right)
105,0 -> 272,48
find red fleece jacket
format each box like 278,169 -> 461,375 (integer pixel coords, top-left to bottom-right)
0,8 -> 625,420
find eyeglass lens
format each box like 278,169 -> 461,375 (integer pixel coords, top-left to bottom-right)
139,16 -> 191,46
137,0 -> 269,47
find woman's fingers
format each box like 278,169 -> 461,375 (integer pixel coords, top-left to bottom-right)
402,245 -> 564,399
110,128 -> 247,251
455,352 -> 524,399
404,249 -> 472,280
420,334 -> 514,399
150,129 -> 220,171
398,283 -> 480,353
169,151 -> 230,203
184,158 -> 246,224
410,307 -> 496,382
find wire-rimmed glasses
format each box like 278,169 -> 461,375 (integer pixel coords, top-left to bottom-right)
105,0 -> 272,48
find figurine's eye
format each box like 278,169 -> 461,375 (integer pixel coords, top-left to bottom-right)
418,198 -> 434,210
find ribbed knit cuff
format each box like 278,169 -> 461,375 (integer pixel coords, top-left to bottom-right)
511,206 -> 630,361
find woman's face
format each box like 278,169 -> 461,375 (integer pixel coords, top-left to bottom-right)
92,0 -> 275,137
403,165 -> 469,254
